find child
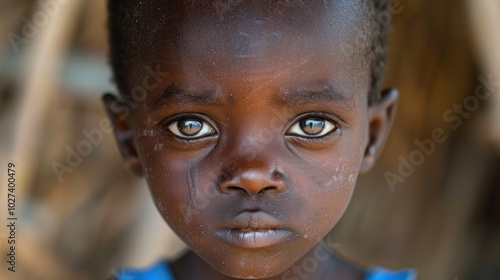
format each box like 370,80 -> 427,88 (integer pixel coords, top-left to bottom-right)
104,0 -> 416,279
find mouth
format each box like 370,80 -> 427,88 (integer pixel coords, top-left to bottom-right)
216,229 -> 292,249
216,211 -> 293,249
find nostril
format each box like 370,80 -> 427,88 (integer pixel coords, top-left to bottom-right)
216,173 -> 229,184
227,186 -> 247,195
224,185 -> 278,196
257,186 -> 277,195
218,168 -> 288,195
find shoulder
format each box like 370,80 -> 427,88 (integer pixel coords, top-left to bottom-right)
110,254 -> 417,280
364,267 -> 417,280
323,246 -> 416,280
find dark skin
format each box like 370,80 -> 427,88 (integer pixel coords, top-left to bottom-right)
104,1 -> 397,279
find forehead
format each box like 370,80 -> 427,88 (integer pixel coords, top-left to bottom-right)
123,0 -> 371,96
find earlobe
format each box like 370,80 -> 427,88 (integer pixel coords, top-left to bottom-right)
360,88 -> 398,173
102,93 -> 144,177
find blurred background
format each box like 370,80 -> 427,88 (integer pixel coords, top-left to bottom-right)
0,0 -> 499,279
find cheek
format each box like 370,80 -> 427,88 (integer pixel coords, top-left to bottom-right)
295,164 -> 359,239
142,153 -> 187,220
134,133 -> 224,243
134,133 -> 197,224
293,140 -> 364,195
290,138 -> 364,238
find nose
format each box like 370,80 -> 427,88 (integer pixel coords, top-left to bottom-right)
218,167 -> 287,196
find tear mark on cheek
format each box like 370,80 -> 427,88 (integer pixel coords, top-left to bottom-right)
185,163 -> 198,223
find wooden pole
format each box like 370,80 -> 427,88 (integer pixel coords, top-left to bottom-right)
465,0 -> 500,150
0,1 -> 85,279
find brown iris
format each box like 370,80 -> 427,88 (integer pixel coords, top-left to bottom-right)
299,118 -> 325,135
177,119 -> 203,136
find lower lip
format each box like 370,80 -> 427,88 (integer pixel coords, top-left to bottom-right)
216,229 -> 292,249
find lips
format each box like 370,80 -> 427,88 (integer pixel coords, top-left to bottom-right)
216,211 -> 293,249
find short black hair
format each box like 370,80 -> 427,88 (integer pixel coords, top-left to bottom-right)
107,0 -> 391,105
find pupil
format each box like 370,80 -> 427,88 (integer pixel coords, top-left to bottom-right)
300,119 -> 325,135
178,119 -> 203,136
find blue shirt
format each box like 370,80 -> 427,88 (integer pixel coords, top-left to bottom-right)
114,261 -> 416,280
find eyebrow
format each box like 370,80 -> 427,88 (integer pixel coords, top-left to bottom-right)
278,84 -> 354,107
147,85 -> 221,110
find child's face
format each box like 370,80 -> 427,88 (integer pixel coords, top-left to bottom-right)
105,2 -> 396,279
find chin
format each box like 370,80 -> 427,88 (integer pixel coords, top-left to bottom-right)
203,248 -> 297,279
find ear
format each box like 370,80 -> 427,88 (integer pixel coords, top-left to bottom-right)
102,93 -> 144,177
360,88 -> 398,173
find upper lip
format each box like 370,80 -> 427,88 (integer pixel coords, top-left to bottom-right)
223,211 -> 286,231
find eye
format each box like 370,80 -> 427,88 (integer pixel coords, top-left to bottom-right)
287,117 -> 337,138
167,117 -> 216,139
